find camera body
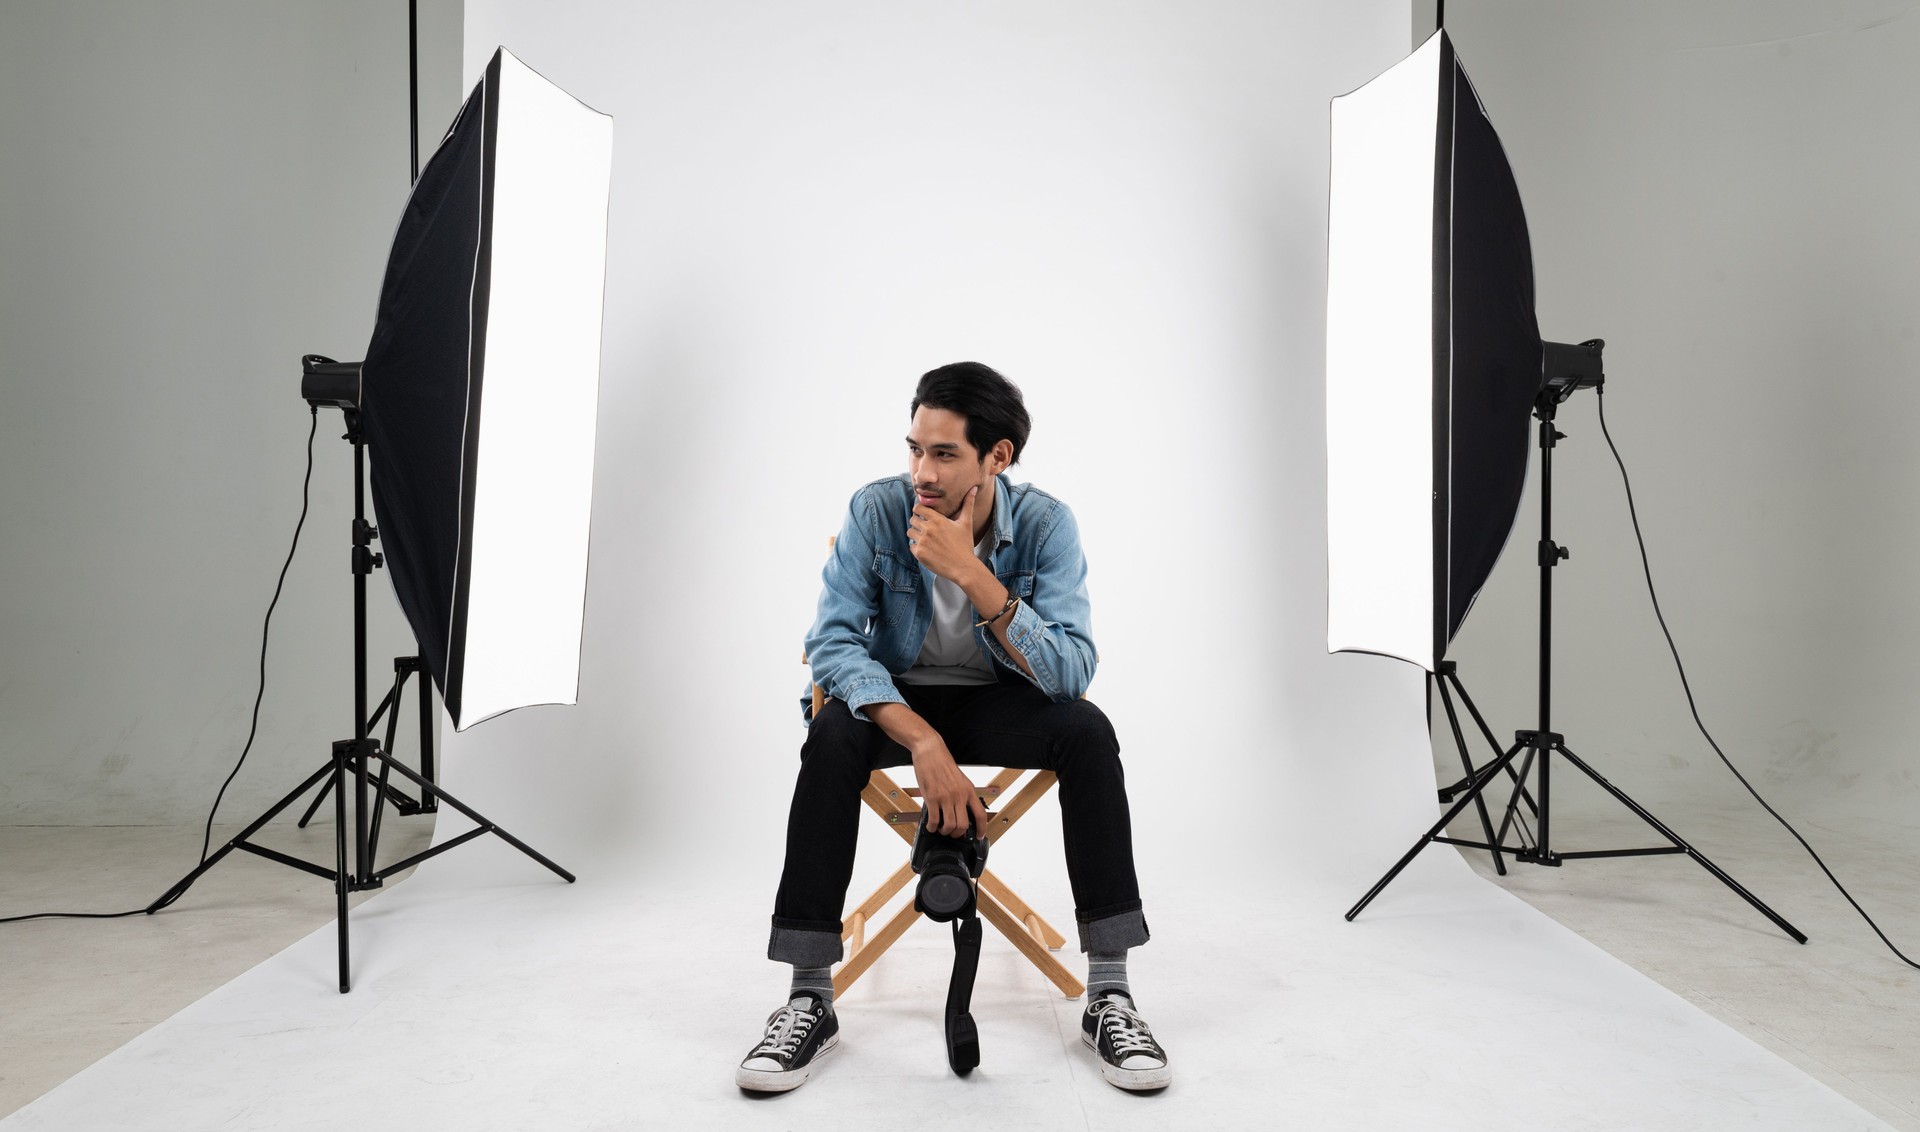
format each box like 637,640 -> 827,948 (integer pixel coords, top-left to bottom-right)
910,811 -> 990,922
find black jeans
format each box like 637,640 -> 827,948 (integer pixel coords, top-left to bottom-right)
768,680 -> 1148,968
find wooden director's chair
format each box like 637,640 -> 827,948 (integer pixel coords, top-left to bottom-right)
801,531 -> 1085,1001
807,681 -> 1086,1001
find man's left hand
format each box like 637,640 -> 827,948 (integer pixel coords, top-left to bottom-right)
908,485 -> 983,584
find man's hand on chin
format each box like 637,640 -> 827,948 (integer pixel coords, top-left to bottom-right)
908,485 -> 984,584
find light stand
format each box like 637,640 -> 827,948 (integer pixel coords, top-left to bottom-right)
294,654 -> 437,834
1427,661 -> 1537,876
148,357 -> 576,993
1347,342 -> 1805,945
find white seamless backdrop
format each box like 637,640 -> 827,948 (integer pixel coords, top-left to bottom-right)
435,0 -> 1436,908
5,7 -> 1896,1128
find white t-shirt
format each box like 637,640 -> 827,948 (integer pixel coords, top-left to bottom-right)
894,532 -> 997,686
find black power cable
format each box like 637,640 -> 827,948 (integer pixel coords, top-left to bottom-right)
1595,385 -> 1918,970
1,408 -> 319,924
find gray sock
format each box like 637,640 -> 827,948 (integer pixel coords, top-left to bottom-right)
791,965 -> 834,1007
1087,951 -> 1130,1000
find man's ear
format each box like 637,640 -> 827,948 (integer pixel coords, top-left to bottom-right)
988,439 -> 1014,476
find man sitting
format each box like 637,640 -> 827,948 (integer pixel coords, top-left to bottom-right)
737,362 -> 1170,1094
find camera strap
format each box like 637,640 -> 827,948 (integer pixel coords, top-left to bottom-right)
943,905 -> 983,1075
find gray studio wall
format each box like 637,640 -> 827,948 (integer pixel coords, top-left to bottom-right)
1425,3 -> 1920,832
436,0 -> 1443,892
0,1 -> 462,824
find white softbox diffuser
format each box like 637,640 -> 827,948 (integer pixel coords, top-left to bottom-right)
1326,30 -> 1541,671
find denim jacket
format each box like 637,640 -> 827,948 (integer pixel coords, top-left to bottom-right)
803,473 -> 1097,722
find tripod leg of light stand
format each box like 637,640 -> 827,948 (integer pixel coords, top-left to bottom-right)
369,751 -> 576,883
300,759 -> 414,828
1346,738 -> 1528,921
1554,743 -> 1806,944
354,739 -> 373,886
368,750 -> 397,868
295,766 -> 338,830
363,670 -> 409,868
366,660 -> 425,812
1492,745 -> 1541,853
148,760 -> 341,913
411,657 -> 439,813
295,681 -> 404,832
1435,678 -> 1505,876
1447,672 -> 1539,826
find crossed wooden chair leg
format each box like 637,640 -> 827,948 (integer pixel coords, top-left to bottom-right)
834,767 -> 1086,999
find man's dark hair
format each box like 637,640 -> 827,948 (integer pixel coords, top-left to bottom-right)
910,362 -> 1032,466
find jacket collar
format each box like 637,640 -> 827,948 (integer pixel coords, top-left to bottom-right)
989,473 -> 1013,550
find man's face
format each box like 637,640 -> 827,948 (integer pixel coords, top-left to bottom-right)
907,406 -> 996,521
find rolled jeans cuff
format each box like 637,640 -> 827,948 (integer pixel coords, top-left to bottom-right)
769,918 -> 844,967
1076,901 -> 1149,953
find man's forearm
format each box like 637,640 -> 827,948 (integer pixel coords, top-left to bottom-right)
957,563 -> 1036,679
866,701 -> 942,757
868,701 -> 990,836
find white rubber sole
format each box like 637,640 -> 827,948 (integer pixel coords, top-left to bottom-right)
1083,1032 -> 1172,1091
735,1033 -> 839,1093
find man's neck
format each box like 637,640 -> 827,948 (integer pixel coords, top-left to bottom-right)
970,481 -> 995,546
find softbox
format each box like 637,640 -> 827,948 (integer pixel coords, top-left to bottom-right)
361,47 -> 614,729
1324,29 -> 1541,671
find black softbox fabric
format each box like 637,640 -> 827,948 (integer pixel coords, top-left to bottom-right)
1431,32 -> 1542,657
356,48 -> 612,729
361,58 -> 494,718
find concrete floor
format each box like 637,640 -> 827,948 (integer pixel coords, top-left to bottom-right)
0,818 -> 435,1119
1439,801 -> 1920,1130
1,803 -> 1915,1126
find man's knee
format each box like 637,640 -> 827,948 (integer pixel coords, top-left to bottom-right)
1055,700 -> 1121,763
799,699 -> 880,781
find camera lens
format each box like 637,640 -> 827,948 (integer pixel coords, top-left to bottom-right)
919,873 -> 971,919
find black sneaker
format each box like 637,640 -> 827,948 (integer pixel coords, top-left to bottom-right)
736,995 -> 840,1093
1081,992 -> 1171,1091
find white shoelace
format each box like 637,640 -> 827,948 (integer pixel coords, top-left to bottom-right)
1092,999 -> 1161,1060
753,1003 -> 817,1059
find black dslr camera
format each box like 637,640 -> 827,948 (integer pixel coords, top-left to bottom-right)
911,811 -> 989,921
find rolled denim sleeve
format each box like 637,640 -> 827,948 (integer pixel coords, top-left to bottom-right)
981,501 -> 1097,700
803,494 -> 904,723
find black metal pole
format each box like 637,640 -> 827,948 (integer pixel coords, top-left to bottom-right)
417,657 -> 437,812
1536,413 -> 1557,857
334,739 -> 351,992
408,0 -> 420,185
353,424 -> 372,886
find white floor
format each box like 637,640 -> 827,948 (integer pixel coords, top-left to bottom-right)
0,826 -> 1894,1132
